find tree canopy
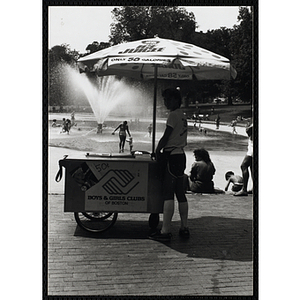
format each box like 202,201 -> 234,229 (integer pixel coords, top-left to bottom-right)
109,6 -> 196,44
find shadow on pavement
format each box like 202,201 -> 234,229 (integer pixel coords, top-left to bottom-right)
74,216 -> 252,262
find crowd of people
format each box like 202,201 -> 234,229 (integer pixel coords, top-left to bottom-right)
51,111 -> 76,135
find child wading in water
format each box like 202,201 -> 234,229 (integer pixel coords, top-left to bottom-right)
112,121 -> 131,153
126,136 -> 133,152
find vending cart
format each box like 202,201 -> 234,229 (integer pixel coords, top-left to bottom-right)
56,152 -> 163,233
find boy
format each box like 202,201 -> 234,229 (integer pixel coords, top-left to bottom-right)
149,88 -> 189,241
126,136 -> 133,152
224,171 -> 243,192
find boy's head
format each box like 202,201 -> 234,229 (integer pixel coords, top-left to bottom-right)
162,88 -> 182,109
225,171 -> 234,180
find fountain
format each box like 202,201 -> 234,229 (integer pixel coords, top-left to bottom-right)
64,65 -> 149,134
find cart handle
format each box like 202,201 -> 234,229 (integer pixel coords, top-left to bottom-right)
55,155 -> 68,182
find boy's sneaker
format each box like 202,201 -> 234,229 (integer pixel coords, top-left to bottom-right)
179,227 -> 190,239
149,230 -> 172,242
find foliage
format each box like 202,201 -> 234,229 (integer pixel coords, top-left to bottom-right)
49,44 -> 79,64
229,7 -> 253,103
48,44 -> 82,106
109,6 -> 196,44
108,6 -> 253,105
85,41 -> 111,54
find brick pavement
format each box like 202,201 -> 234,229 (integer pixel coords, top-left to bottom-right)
47,191 -> 254,297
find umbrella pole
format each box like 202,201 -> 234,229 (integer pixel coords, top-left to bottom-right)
151,65 -> 158,154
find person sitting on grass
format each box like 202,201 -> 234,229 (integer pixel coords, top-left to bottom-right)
51,119 -> 57,127
224,171 -> 243,193
184,148 -> 220,194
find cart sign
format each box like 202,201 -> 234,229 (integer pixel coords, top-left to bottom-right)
70,161 -> 149,211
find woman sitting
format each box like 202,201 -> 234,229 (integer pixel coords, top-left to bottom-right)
184,148 -> 218,193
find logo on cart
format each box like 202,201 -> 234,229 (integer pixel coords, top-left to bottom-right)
101,170 -> 139,195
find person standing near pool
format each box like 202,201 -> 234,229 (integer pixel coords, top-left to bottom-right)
149,88 -> 189,241
215,114 -> 220,129
112,121 -> 131,153
234,124 -> 253,196
147,123 -> 152,137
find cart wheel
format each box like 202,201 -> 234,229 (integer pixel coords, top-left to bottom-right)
82,212 -> 113,220
148,213 -> 160,229
74,212 -> 118,233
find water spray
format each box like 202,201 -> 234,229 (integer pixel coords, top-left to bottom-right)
63,65 -> 152,135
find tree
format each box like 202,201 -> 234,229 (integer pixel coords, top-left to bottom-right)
48,44 -> 80,106
49,44 -> 79,64
85,41 -> 111,54
109,6 -> 196,44
191,27 -> 233,59
191,7 -> 253,105
229,7 -> 253,103
105,6 -> 254,106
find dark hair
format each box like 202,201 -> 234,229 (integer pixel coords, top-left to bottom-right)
162,88 -> 182,107
193,148 -> 211,163
225,171 -> 234,180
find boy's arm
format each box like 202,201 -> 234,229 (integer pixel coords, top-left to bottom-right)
155,125 -> 173,156
225,179 -> 231,191
126,126 -> 131,136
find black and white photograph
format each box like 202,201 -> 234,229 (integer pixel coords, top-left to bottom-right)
45,1 -> 258,298
5,1 -> 300,299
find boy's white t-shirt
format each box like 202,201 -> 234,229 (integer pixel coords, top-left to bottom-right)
165,108 -> 187,154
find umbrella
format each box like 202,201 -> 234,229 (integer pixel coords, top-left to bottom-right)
77,37 -> 237,153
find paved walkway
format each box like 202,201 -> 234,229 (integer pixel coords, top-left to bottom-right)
47,119 -> 254,297
47,191 -> 254,296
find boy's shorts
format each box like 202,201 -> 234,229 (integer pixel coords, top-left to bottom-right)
232,184 -> 243,192
162,153 -> 186,200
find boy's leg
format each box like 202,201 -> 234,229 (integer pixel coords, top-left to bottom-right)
178,202 -> 188,229
235,155 -> 252,196
161,200 -> 174,234
176,176 -> 188,229
160,166 -> 175,234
